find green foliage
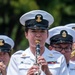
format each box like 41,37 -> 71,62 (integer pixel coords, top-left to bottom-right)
10,0 -> 39,14
0,0 -> 75,52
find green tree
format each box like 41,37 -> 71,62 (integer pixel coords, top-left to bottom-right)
0,0 -> 75,53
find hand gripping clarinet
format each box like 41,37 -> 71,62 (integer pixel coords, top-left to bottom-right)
0,60 -> 5,75
34,40 -> 41,75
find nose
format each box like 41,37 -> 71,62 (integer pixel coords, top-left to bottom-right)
36,32 -> 41,37
61,49 -> 66,54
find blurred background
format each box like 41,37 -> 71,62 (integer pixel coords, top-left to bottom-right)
0,0 -> 75,53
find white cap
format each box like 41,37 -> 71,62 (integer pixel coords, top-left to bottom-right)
19,10 -> 54,28
65,23 -> 75,30
0,35 -> 14,49
46,26 -> 75,45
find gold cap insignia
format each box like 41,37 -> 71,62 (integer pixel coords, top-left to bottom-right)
36,15 -> 42,22
22,53 -> 26,57
62,31 -> 67,37
0,40 -> 4,46
72,27 -> 75,30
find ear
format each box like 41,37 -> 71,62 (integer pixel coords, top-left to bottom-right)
47,30 -> 49,38
25,32 -> 28,39
49,46 -> 53,50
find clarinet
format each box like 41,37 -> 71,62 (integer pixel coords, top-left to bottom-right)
34,40 -> 41,75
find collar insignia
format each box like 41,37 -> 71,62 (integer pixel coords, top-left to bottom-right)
22,53 -> 26,57
49,54 -> 53,57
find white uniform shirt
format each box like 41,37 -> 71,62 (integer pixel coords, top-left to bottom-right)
7,47 -> 69,75
68,60 -> 75,75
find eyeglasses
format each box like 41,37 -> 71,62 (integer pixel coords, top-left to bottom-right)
52,45 -> 72,52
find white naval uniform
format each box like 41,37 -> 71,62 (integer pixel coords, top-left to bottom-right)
68,60 -> 75,75
7,47 -> 69,75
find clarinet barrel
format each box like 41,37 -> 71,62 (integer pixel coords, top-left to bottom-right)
34,40 -> 41,75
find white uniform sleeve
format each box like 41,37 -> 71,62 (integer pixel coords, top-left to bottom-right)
59,55 -> 69,75
7,55 -> 19,75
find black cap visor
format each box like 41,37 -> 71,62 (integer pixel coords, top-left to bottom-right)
28,24 -> 48,30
